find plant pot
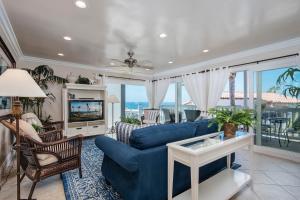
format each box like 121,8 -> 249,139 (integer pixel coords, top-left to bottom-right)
223,123 -> 237,138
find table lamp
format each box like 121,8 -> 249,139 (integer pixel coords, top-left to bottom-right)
107,95 -> 120,134
0,69 -> 46,200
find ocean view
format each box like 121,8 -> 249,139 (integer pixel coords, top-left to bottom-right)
125,102 -> 176,110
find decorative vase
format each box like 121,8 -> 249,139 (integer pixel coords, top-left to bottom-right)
94,74 -> 104,85
223,123 -> 237,138
67,73 -> 77,83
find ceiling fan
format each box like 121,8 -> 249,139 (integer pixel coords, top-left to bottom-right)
109,51 -> 154,71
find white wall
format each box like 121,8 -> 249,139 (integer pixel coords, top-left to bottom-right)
16,59 -> 146,121
17,60 -> 107,121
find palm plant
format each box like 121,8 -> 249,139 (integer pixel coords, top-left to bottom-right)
229,72 -> 236,106
20,65 -> 67,119
276,67 -> 300,98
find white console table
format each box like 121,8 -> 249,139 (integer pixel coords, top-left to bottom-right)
167,131 -> 253,200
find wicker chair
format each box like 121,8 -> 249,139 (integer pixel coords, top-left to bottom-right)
0,117 -> 83,199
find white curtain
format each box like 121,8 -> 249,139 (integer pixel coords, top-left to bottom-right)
153,79 -> 170,108
144,80 -> 154,108
182,73 -> 208,111
183,67 -> 229,112
207,67 -> 229,109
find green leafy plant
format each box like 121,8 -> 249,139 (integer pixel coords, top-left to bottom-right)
208,107 -> 254,131
75,75 -> 90,84
20,65 -> 67,119
276,67 -> 300,98
121,116 -> 141,125
31,124 -> 43,133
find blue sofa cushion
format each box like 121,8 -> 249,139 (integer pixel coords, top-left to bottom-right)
129,123 -> 197,150
192,119 -> 218,136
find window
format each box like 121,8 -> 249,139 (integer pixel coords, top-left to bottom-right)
106,83 -> 121,128
160,83 -> 176,123
181,84 -> 197,121
125,84 -> 149,119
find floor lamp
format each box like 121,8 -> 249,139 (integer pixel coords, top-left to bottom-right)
0,69 -> 46,200
107,95 -> 120,134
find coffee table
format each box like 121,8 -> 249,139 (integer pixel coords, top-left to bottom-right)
167,131 -> 254,200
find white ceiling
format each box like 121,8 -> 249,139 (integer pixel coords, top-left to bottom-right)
2,0 -> 300,74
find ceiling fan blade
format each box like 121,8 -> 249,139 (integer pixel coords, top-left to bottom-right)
135,64 -> 154,70
111,58 -> 124,63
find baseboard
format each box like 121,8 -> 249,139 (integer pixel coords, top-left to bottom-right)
253,145 -> 300,163
0,149 -> 15,189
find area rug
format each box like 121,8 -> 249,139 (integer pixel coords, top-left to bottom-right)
61,137 -> 122,200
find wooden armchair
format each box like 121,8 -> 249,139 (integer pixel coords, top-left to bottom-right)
0,118 -> 83,199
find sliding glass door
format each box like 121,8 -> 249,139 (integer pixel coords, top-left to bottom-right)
255,67 -> 300,153
125,84 -> 149,119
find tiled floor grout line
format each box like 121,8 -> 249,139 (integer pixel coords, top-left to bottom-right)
279,185 -> 298,200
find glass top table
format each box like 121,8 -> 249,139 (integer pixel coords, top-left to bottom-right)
179,131 -> 249,151
167,131 -> 253,200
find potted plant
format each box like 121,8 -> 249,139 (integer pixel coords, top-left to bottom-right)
208,107 -> 254,137
121,116 -> 141,125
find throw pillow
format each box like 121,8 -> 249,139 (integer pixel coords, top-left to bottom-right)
17,120 -> 56,164
17,119 -> 43,142
115,122 -> 156,144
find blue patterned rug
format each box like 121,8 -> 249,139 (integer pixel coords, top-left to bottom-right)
61,137 -> 122,200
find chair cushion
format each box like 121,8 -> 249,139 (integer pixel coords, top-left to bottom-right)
38,155 -> 58,166
144,110 -> 159,121
142,119 -> 157,124
130,123 -> 197,150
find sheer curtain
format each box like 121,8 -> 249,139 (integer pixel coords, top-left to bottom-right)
207,67 -> 229,109
183,67 -> 229,113
182,73 -> 208,111
144,80 -> 154,108
153,79 -> 170,108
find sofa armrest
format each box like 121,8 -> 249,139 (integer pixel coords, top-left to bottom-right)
95,135 -> 140,172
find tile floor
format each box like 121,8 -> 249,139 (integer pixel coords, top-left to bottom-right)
0,149 -> 299,200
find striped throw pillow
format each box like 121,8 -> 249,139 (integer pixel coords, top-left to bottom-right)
115,122 -> 155,144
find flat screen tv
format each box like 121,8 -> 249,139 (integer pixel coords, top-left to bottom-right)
69,100 -> 104,122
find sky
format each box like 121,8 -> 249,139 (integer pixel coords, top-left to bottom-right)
125,67 -> 299,102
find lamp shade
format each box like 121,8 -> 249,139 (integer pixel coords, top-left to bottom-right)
107,95 -> 120,103
0,69 -> 46,97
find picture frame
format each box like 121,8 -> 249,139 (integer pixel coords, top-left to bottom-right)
0,36 -> 16,115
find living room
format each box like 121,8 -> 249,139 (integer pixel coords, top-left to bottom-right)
0,0 -> 300,200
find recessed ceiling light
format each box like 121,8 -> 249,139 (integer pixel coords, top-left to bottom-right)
202,49 -> 209,53
159,33 -> 167,38
145,68 -> 151,71
63,36 -> 72,41
110,62 -> 115,66
58,53 -> 64,56
75,0 -> 87,8
168,61 -> 173,64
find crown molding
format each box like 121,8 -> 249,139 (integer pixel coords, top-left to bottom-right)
19,55 -> 153,79
0,0 -> 23,59
153,37 -> 300,78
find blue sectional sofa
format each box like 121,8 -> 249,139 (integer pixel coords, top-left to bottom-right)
95,119 -> 235,200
